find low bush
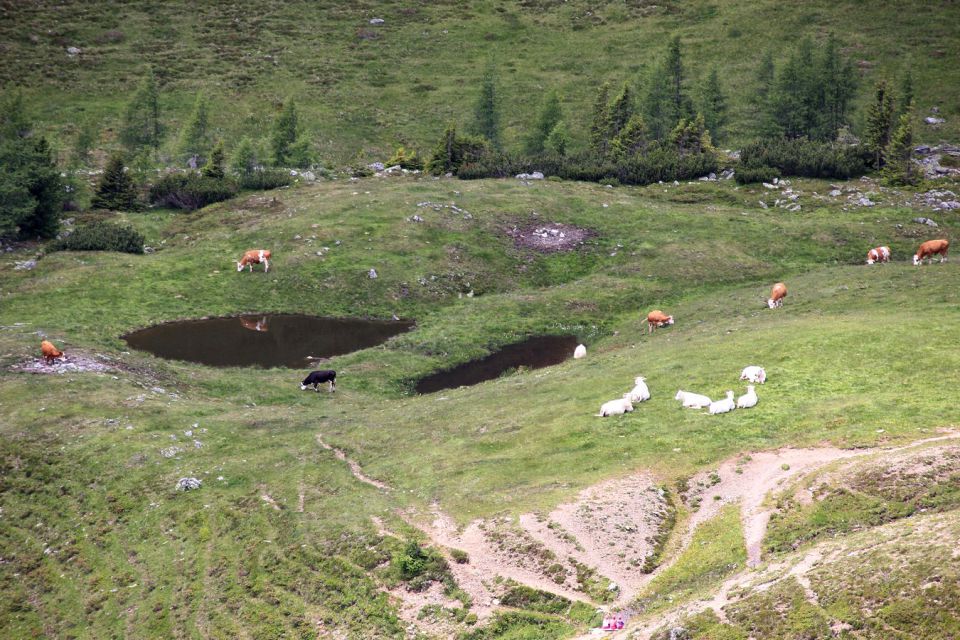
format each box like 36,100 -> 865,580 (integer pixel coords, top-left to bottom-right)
149,173 -> 237,210
740,138 -> 869,179
500,585 -> 570,614
735,164 -> 780,184
237,169 -> 293,191
389,541 -> 449,588
50,221 -> 144,254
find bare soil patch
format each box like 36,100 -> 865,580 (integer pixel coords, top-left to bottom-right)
12,353 -> 115,375
506,222 -> 594,253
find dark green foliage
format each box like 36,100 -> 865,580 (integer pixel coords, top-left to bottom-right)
50,221 -> 144,254
71,118 -> 98,168
471,63 -> 501,148
148,173 -> 236,210
386,146 -> 423,170
449,548 -> 469,564
898,66 -> 914,116
499,585 -> 570,615
178,92 -> 210,163
425,124 -> 490,175
237,168 -> 293,191
230,136 -> 259,175
119,68 -> 162,151
201,141 -> 225,179
645,36 -> 693,141
287,138 -> 315,169
750,51 -> 779,139
864,80 -> 896,168
0,91 -> 63,239
735,164 -> 781,184
611,115 -> 648,159
818,34 -> 857,141
544,120 -> 569,157
389,541 -> 450,591
882,107 -> 918,186
671,113 -> 713,157
458,611 -> 572,640
739,138 -> 868,179
271,100 -> 298,166
607,82 -> 635,141
699,68 -> 728,141
589,82 -> 612,157
91,154 -> 140,211
526,90 -> 563,155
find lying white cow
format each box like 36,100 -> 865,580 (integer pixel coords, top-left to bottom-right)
739,366 -> 766,384
675,390 -> 712,409
598,398 -> 634,417
626,376 -> 650,403
736,385 -> 758,409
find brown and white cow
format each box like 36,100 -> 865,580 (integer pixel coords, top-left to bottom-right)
767,282 -> 787,309
41,340 -> 65,365
237,249 -> 271,273
913,239 -> 949,266
866,246 -> 891,265
647,310 -> 674,333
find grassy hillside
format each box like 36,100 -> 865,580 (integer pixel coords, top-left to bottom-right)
2,174 -> 959,638
2,0 -> 959,162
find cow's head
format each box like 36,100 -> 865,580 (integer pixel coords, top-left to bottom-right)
236,261 -> 245,272
913,253 -> 921,266
300,383 -> 310,391
767,298 -> 777,309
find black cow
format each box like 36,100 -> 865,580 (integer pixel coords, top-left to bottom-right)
301,370 -> 336,393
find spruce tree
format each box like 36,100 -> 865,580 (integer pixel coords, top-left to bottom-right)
92,154 -> 140,211
179,93 -> 210,163
864,80 -> 895,168
589,82 -> 612,157
525,90 -> 562,155
271,100 -> 298,166
898,67 -> 914,116
201,141 -> 226,179
699,68 -> 727,142
751,51 -> 780,138
665,36 -> 689,123
608,83 -> 635,141
644,36 -> 692,141
883,108 -> 918,186
611,114 -> 648,159
120,68 -> 162,151
544,121 -> 569,156
670,113 -> 713,157
471,63 -> 501,148
817,34 -> 856,140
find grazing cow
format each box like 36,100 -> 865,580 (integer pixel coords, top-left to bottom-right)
301,370 -> 336,392
913,239 -> 949,266
740,366 -> 766,384
237,249 -> 271,273
866,246 -> 891,265
40,340 -> 65,365
647,310 -> 674,333
767,282 -> 787,309
239,316 -> 269,332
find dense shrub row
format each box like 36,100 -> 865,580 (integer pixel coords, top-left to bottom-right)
739,138 -> 869,179
237,169 -> 293,191
735,164 -> 781,185
148,173 -> 237,210
50,221 -> 144,254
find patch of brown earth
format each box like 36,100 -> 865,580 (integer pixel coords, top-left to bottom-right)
507,222 -> 593,253
316,434 -> 391,491
387,581 -> 464,639
12,353 -> 114,375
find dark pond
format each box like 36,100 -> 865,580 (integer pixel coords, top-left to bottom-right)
123,314 -> 415,369
414,335 -> 578,394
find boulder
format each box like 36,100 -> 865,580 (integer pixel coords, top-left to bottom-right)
925,116 -> 946,125
175,477 -> 202,491
368,268 -> 378,279
369,17 -> 385,24
515,171 -> 544,180
66,46 -> 81,56
913,217 -> 939,227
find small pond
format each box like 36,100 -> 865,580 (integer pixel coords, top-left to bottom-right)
414,335 -> 578,394
123,314 -> 415,369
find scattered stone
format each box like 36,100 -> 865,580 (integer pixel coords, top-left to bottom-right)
829,189 -> 842,197
368,268 -> 378,279
720,169 -> 734,180
66,46 -> 81,56
367,162 -> 385,172
925,116 -> 946,125
300,171 -> 316,182
515,171 -> 544,180
14,260 -> 37,271
913,217 -> 939,227
160,446 -> 183,458
410,214 -> 423,223
369,17 -> 385,24
144,246 -> 155,254
856,197 -> 875,207
762,182 -> 778,189
175,477 -> 202,491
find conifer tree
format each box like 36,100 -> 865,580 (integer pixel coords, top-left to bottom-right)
179,93 -> 210,163
643,36 -> 692,141
608,83 -> 635,141
230,137 -> 258,175
201,141 -> 226,179
544,121 -> 569,156
883,108 -> 918,186
751,52 -> 780,138
610,114 -> 648,159
120,68 -> 162,151
525,90 -> 562,155
271,100 -> 298,166
471,63 -> 501,148
817,34 -> 856,140
665,36 -> 689,122
864,80 -> 896,168
92,154 -> 140,211
589,82 -> 612,157
698,68 -> 727,142
670,113 -> 713,157
898,67 -> 914,116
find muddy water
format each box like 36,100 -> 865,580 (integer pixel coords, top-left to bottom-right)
123,314 -> 414,368
414,335 -> 578,394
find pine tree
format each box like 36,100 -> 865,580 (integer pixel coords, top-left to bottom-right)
271,100 -> 298,166
589,82 -> 612,157
665,36 -> 688,123
817,34 -> 856,140
230,137 -> 258,175
544,121 -> 569,156
608,83 -> 635,140
698,68 -> 727,142
751,51 -> 780,138
120,68 -> 162,151
92,154 -> 140,211
670,113 -> 713,157
898,67 -> 914,116
644,36 -> 692,141
201,141 -> 226,179
611,114 -> 648,159
864,80 -> 896,168
179,93 -> 210,163
471,63 -> 500,148
883,108 -> 918,186
525,90 -> 562,155
0,91 -> 63,239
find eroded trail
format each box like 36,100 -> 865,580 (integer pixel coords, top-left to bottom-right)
316,434 -> 391,490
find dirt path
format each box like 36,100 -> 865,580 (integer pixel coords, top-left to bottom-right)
316,434 -> 391,490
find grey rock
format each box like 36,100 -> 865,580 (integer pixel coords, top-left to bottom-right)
160,446 -> 183,458
367,162 -> 385,171
410,214 -> 423,223
14,260 -> 37,271
925,116 -> 946,125
720,169 -> 734,180
369,17 -> 385,24
144,246 -> 155,254
829,189 -> 842,197
915,145 -> 932,154
515,171 -> 544,180
301,170 -> 316,182
175,477 -> 202,491
913,217 -> 939,227
66,46 -> 81,56
857,197 -> 875,207
368,268 -> 378,279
